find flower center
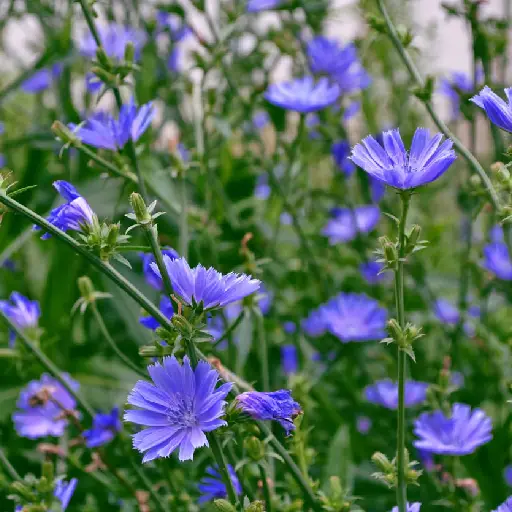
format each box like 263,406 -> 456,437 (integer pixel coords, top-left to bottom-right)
166,393 -> 197,428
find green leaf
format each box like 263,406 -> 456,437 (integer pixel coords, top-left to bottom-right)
322,425 -> 354,494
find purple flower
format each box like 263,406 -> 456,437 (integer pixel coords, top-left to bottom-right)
125,356 -> 233,462
343,100 -> 361,121
255,174 -> 271,200
36,181 -> 95,239
322,206 -> 380,244
85,72 -> 102,93
280,212 -> 293,225
493,497 -> 512,512
13,373 -> 79,439
434,299 -> 460,325
360,261 -> 388,284
80,23 -> 146,62
139,296 -> 174,331
0,291 -> 40,332
439,70 -> 482,120
307,37 -> 370,93
483,242 -> 512,280
198,465 -> 242,503
364,379 -> 429,409
320,292 -> 387,343
391,503 -> 421,512
83,407 -> 122,448
236,390 -> 301,435
504,465 -> 512,486
21,63 -> 63,93
471,86 -> 512,133
247,0 -> 282,12
283,321 -> 296,334
264,77 -> 340,113
370,175 -> 386,202
332,141 -> 356,176
156,11 -> 191,42
413,403 -> 492,455
301,307 -> 328,337
69,98 -> 154,150
140,249 -> 179,290
351,128 -> 456,189
54,478 -> 78,510
253,111 -> 270,130
356,415 -> 372,434
258,284 -> 273,315
281,345 -> 298,375
151,257 -> 260,310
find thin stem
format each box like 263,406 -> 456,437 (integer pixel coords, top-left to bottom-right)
143,224 -> 174,298
0,447 -> 22,481
90,302 -> 147,378
376,0 -> 501,211
179,170 -> 189,258
77,144 -> 138,182
259,464 -> 273,512
0,311 -> 95,419
255,309 -> 269,391
213,310 -> 245,348
394,192 -> 411,512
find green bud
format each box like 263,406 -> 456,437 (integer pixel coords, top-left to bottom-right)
470,174 -> 482,187
41,461 -> 53,484
106,223 -> 120,246
10,481 -> 36,501
78,276 -> 95,301
172,314 -> 193,335
366,14 -> 386,33
213,499 -> 237,512
406,224 -> 421,251
383,242 -> 397,266
130,193 -> 152,225
90,66 -> 116,85
245,501 -> 266,512
51,121 -> 81,146
371,452 -> 394,473
497,166 -> 511,185
387,319 -> 402,344
95,47 -> 111,69
124,42 -> 135,64
244,436 -> 265,461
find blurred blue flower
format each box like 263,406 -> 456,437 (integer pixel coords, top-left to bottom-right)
493,497 -> 512,512
471,86 -> 512,133
283,321 -> 296,334
307,37 -> 370,93
207,304 -> 242,344
139,296 -> 174,331
351,128 -> 456,189
281,344 -> 298,375
364,379 -> 429,409
343,100 -> 361,121
483,242 -> 512,280
439,70 -> 482,120
37,181 -> 95,239
13,373 -> 79,439
80,23 -> 147,61
265,76 -> 340,113
236,390 -> 301,435
306,113 -> 321,139
322,206 -> 380,244
280,212 -> 293,225
356,415 -> 372,434
359,261 -> 388,284
83,407 -> 121,448
198,465 -> 242,503
53,478 -> 78,510
331,141 -> 356,176
125,356 -> 232,462
417,448 -> 435,472
151,256 -> 260,310
255,174 -> 271,200
85,72 -> 102,93
156,11 -> 191,41
0,292 -> 40,346
434,299 -> 460,325
391,503 -> 421,512
258,284 -> 273,315
247,0 -> 282,12
140,248 -> 179,290
413,403 -> 492,455
253,111 -> 270,130
491,224 -> 505,242
69,98 -> 154,150
21,63 -> 63,93
504,465 -> 512,486
301,307 -> 328,337
370,175 -> 386,202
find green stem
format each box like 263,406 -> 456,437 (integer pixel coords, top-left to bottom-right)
376,0 -> 501,211
213,310 -> 244,349
259,464 -> 273,512
90,302 -> 146,378
0,447 -> 22,481
394,192 -> 411,512
255,309 -> 269,391
143,224 -> 174,299
0,312 -> 95,419
179,170 -> 189,258
77,144 -> 138,182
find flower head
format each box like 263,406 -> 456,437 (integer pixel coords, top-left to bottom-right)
21,64 -> 63,93
483,242 -> 512,280
307,37 -> 370,93
414,403 -> 492,455
125,356 -> 232,462
471,86 -> 512,133
139,296 -> 174,331
320,292 -> 387,342
13,373 -> 79,439
351,128 -> 456,189
83,407 -> 122,448
356,415 -> 372,434
265,76 -> 340,113
434,299 -> 460,325
365,379 -> 429,409
281,345 -> 298,375
140,249 -> 179,290
360,261 -> 388,284
236,390 -> 301,435
198,465 -> 242,503
150,257 -> 260,310
301,307 -> 328,337
53,478 -> 78,510
391,503 -> 421,512
80,23 -> 146,61
322,206 -> 380,244
36,181 -> 95,239
247,0 -> 282,12
493,497 -> 512,512
253,111 -> 270,130
331,141 -> 356,176
0,292 -> 40,331
69,98 -> 154,150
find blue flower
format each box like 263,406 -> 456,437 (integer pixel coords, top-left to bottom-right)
36,181 -> 95,239
370,175 -> 386,202
471,86 -> 512,133
301,307 -> 328,337
351,128 -> 457,189
151,257 -> 260,310
80,23 -> 147,61
236,390 -> 301,435
198,465 -> 242,503
364,379 -> 429,409
280,212 -> 293,225
504,465 -> 512,486
356,415 -> 372,434
125,356 -> 232,462
360,261 -> 388,284
320,292 -> 387,342
493,497 -> 512,512
140,249 -> 180,290
254,174 -> 271,200
53,478 -> 78,510
307,37 -> 370,93
258,284 -> 273,315
13,373 -> 79,439
439,70 -> 482,120
156,11 -> 191,41
69,98 -> 154,150
139,297 -> 174,331
0,292 -> 40,345
343,100 -> 361,121
265,76 -> 340,113
85,72 -> 102,93
391,503 -> 421,512
253,111 -> 270,130
247,0 -> 282,12
21,64 -> 63,93
434,299 -> 460,325
413,403 -> 492,455
281,344 -> 298,375
83,407 -> 122,448
207,304 -> 242,344
322,206 -> 380,244
331,141 -> 356,176
483,242 -> 512,280
283,321 -> 296,334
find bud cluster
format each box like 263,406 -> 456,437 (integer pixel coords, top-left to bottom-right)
376,224 -> 426,271
92,44 -> 139,90
382,319 -> 424,361
371,450 -> 422,489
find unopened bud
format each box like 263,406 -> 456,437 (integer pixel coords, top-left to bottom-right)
470,174 -> 482,187
51,121 -> 80,146
139,345 -> 160,357
106,223 -> 120,246
246,501 -> 266,512
10,481 -> 36,501
172,314 -> 192,335
41,460 -> 54,483
95,47 -> 111,69
213,499 -> 237,512
130,193 -> 152,225
244,436 -> 265,461
78,276 -> 95,302
497,166 -> 511,185
407,224 -> 421,249
371,452 -> 394,473
387,319 -> 402,344
90,66 -> 116,85
124,42 -> 135,64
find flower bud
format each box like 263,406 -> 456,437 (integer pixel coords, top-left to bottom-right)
406,224 -> 421,251
78,276 -> 95,302
386,319 -> 402,344
213,499 -> 237,512
244,436 -> 265,461
139,345 -> 160,357
106,223 -> 120,247
51,121 -> 80,146
41,460 -> 54,484
124,42 -> 135,64
10,481 -> 36,501
371,452 -> 394,473
245,501 -> 266,512
90,66 -> 116,85
470,174 -> 482,187
95,47 -> 111,69
497,166 -> 511,185
130,193 -> 152,225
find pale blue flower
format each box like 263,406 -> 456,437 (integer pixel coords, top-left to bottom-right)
471,86 -> 512,133
198,465 -> 242,503
322,206 -> 380,244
